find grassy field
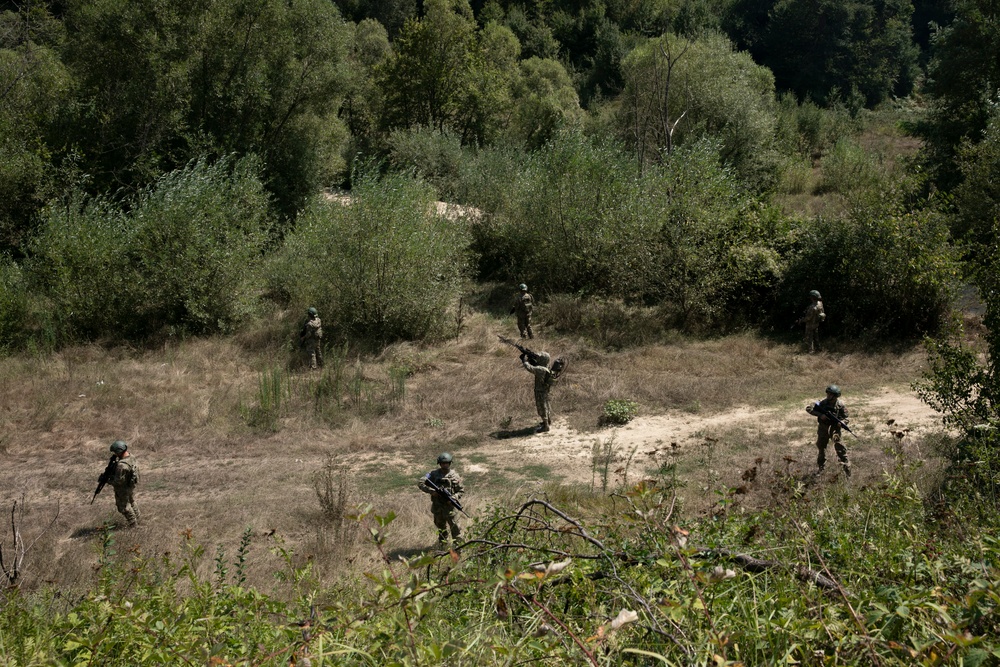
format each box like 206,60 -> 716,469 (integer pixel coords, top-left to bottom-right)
0,304 -> 951,599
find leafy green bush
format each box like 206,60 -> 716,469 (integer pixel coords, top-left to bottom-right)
600,398 -> 638,425
463,135 -> 784,332
27,156 -> 272,343
817,137 -> 885,195
0,257 -> 28,351
268,170 -> 471,345
777,196 -> 958,340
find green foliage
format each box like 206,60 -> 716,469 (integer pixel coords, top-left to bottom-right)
953,110 -> 1000,246
5,467 -> 1000,665
817,138 -> 886,195
0,5 -> 71,253
27,156 -> 272,343
0,258 -> 27,353
59,0 -> 351,218
600,398 -> 638,425
724,0 -> 919,108
778,196 -> 958,340
387,127 -> 465,197
918,0 -> 1000,191
508,57 -> 583,149
269,170 -> 472,345
464,134 -> 782,331
618,31 -> 780,185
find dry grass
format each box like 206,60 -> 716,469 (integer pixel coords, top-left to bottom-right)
0,307 -> 943,593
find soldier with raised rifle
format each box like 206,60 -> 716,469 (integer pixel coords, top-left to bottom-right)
418,452 -> 466,546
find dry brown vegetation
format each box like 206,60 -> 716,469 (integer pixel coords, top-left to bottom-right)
0,306 -> 948,595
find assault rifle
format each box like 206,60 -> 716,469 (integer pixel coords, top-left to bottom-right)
91,455 -> 118,504
498,335 -> 545,366
423,474 -> 469,517
812,402 -> 861,441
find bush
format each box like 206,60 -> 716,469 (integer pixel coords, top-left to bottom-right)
27,156 -> 272,342
600,398 -> 638,426
777,195 -> 958,340
0,258 -> 28,351
268,169 -> 471,345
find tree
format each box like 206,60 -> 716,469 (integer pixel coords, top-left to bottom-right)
59,0 -> 351,217
724,0 -> 919,107
618,31 -> 779,185
918,0 -> 1000,191
0,3 -> 70,253
508,56 -> 582,149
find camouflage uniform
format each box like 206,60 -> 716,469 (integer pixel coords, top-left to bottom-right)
111,455 -> 140,527
801,297 -> 825,353
511,291 -> 534,339
806,396 -> 850,476
301,314 -> 323,369
523,355 -> 557,430
418,468 -> 464,543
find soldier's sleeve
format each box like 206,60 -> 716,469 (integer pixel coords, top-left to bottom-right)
838,401 -> 848,421
418,476 -> 433,494
451,473 -> 464,500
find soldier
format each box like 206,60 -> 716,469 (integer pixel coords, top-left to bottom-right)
299,307 -> 323,370
796,290 -> 826,353
107,440 -> 140,527
418,452 -> 465,545
509,283 -> 534,339
521,352 -> 566,433
805,385 -> 851,478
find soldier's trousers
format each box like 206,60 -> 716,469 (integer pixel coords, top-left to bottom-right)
816,424 -> 849,471
304,340 -> 323,369
432,507 -> 461,543
804,326 -> 820,353
517,314 -> 533,339
114,486 -> 140,527
534,388 -> 551,424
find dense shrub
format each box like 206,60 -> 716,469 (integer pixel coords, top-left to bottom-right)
465,134 -> 784,331
268,170 -> 472,345
777,195 -> 958,340
27,156 -> 272,342
0,258 -> 28,351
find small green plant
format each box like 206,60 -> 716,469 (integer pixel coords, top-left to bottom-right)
242,367 -> 289,432
600,399 -> 638,426
591,435 -> 618,493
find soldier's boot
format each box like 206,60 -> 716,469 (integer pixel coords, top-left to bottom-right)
842,464 -> 852,479
537,422 -> 550,433
131,502 -> 141,526
121,507 -> 138,528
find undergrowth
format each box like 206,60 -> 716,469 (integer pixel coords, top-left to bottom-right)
2,455 -> 998,666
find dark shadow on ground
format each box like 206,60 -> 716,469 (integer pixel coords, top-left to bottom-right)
491,426 -> 541,439
70,523 -> 118,539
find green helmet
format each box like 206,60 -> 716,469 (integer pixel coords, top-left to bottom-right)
110,440 -> 128,455
536,352 -> 551,367
825,384 -> 841,397
307,307 -> 318,317
437,452 -> 453,464
518,283 -> 527,291
809,290 -> 822,299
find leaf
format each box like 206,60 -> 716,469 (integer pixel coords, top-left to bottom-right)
609,609 -> 639,632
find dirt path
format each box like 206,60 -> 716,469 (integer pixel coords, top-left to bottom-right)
468,387 -> 946,490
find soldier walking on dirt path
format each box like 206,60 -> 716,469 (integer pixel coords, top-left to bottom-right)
521,352 -> 565,433
418,453 -> 465,546
806,385 -> 851,478
300,307 -> 323,370
510,284 -> 534,339
796,290 -> 826,353
104,440 -> 140,527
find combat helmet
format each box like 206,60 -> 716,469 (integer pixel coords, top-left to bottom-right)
110,440 -> 128,455
437,452 -> 454,464
825,384 -> 841,397
307,307 -> 318,317
536,351 -> 551,367
518,283 -> 527,291
809,290 -> 822,299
